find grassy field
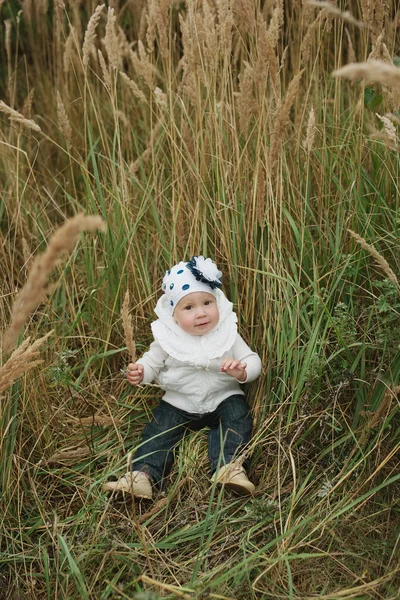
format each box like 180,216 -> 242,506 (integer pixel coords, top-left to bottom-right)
0,0 -> 399,598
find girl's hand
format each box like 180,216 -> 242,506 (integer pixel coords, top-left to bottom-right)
220,359 -> 247,382
126,363 -> 144,385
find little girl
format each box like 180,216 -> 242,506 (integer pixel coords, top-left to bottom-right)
104,256 -> 261,499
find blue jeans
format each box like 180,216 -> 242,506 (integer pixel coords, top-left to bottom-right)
132,395 -> 252,487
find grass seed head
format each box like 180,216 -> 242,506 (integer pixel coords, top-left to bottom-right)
122,290 -> 136,363
3,215 -> 106,352
104,7 -> 119,70
0,331 -> 53,396
56,91 -> 72,151
348,229 -> 399,289
333,60 -> 400,87
82,4 -> 105,68
0,100 -> 41,132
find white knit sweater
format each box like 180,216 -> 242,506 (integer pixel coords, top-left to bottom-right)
137,290 -> 262,413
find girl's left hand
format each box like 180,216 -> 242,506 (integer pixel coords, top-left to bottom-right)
220,359 -> 247,382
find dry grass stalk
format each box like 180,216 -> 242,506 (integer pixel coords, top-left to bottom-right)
333,60 -> 400,87
22,88 -> 35,118
255,165 -> 266,226
301,11 -> 324,64
0,331 -> 53,395
115,110 -> 130,129
56,91 -> 72,151
265,6 -> 283,97
130,121 -> 161,173
368,33 -> 392,63
5,20 -> 12,73
307,1 -> 367,28
303,105 -> 316,153
22,0 -> 32,21
119,71 -> 146,104
121,290 -> 136,362
154,86 -> 167,110
345,28 -> 356,64
104,7 -> 119,69
68,414 -> 123,427
129,40 -> 156,91
386,113 -> 400,126
232,0 -> 254,34
3,215 -> 106,352
270,69 -> 304,171
203,0 -> 217,74
63,25 -> 77,75
366,388 -> 396,430
216,0 -> 234,59
146,0 -> 171,58
237,63 -> 256,133
0,100 -> 41,132
360,0 -> 387,40
47,446 -> 91,464
98,49 -> 112,92
348,229 -> 399,289
253,11 -> 277,98
21,238 -> 31,269
82,4 -> 105,68
375,113 -> 398,146
137,476 -> 190,524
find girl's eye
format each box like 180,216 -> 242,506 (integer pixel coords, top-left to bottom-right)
185,305 -> 192,310
204,301 -> 210,305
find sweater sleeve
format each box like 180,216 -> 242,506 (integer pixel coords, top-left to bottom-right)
136,341 -> 169,384
231,334 -> 262,382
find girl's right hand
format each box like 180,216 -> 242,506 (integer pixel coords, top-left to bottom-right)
126,363 -> 144,385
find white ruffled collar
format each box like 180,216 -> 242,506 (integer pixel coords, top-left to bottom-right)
151,289 -> 238,363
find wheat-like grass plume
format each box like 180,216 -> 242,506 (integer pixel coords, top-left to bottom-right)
56,91 -> 72,151
333,60 -> 400,87
2,215 -> 106,352
5,20 -> 12,76
22,88 -> 35,118
121,290 -> 136,363
119,71 -> 147,104
348,229 -> 399,289
98,49 -> 112,92
0,331 -> 53,396
368,33 -> 392,63
82,4 -> 105,68
237,63 -> 256,133
304,105 -> 316,152
307,1 -> 367,28
270,70 -> 304,171
375,113 -> 398,145
104,7 -> 119,69
63,25 -> 77,75
47,446 -> 91,464
345,28 -> 356,64
0,100 -> 41,132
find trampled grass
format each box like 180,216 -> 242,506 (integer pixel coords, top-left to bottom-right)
0,0 -> 399,598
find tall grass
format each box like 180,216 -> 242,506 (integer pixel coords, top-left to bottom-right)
0,0 -> 399,598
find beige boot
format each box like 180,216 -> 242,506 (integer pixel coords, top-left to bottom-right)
213,463 -> 255,496
103,471 -> 153,499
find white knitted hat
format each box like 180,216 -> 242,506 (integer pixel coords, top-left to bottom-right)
161,256 -> 222,313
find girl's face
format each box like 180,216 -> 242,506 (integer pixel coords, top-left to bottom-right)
174,292 -> 219,336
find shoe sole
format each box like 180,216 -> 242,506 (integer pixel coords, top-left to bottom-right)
103,484 -> 152,500
218,481 -> 255,496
